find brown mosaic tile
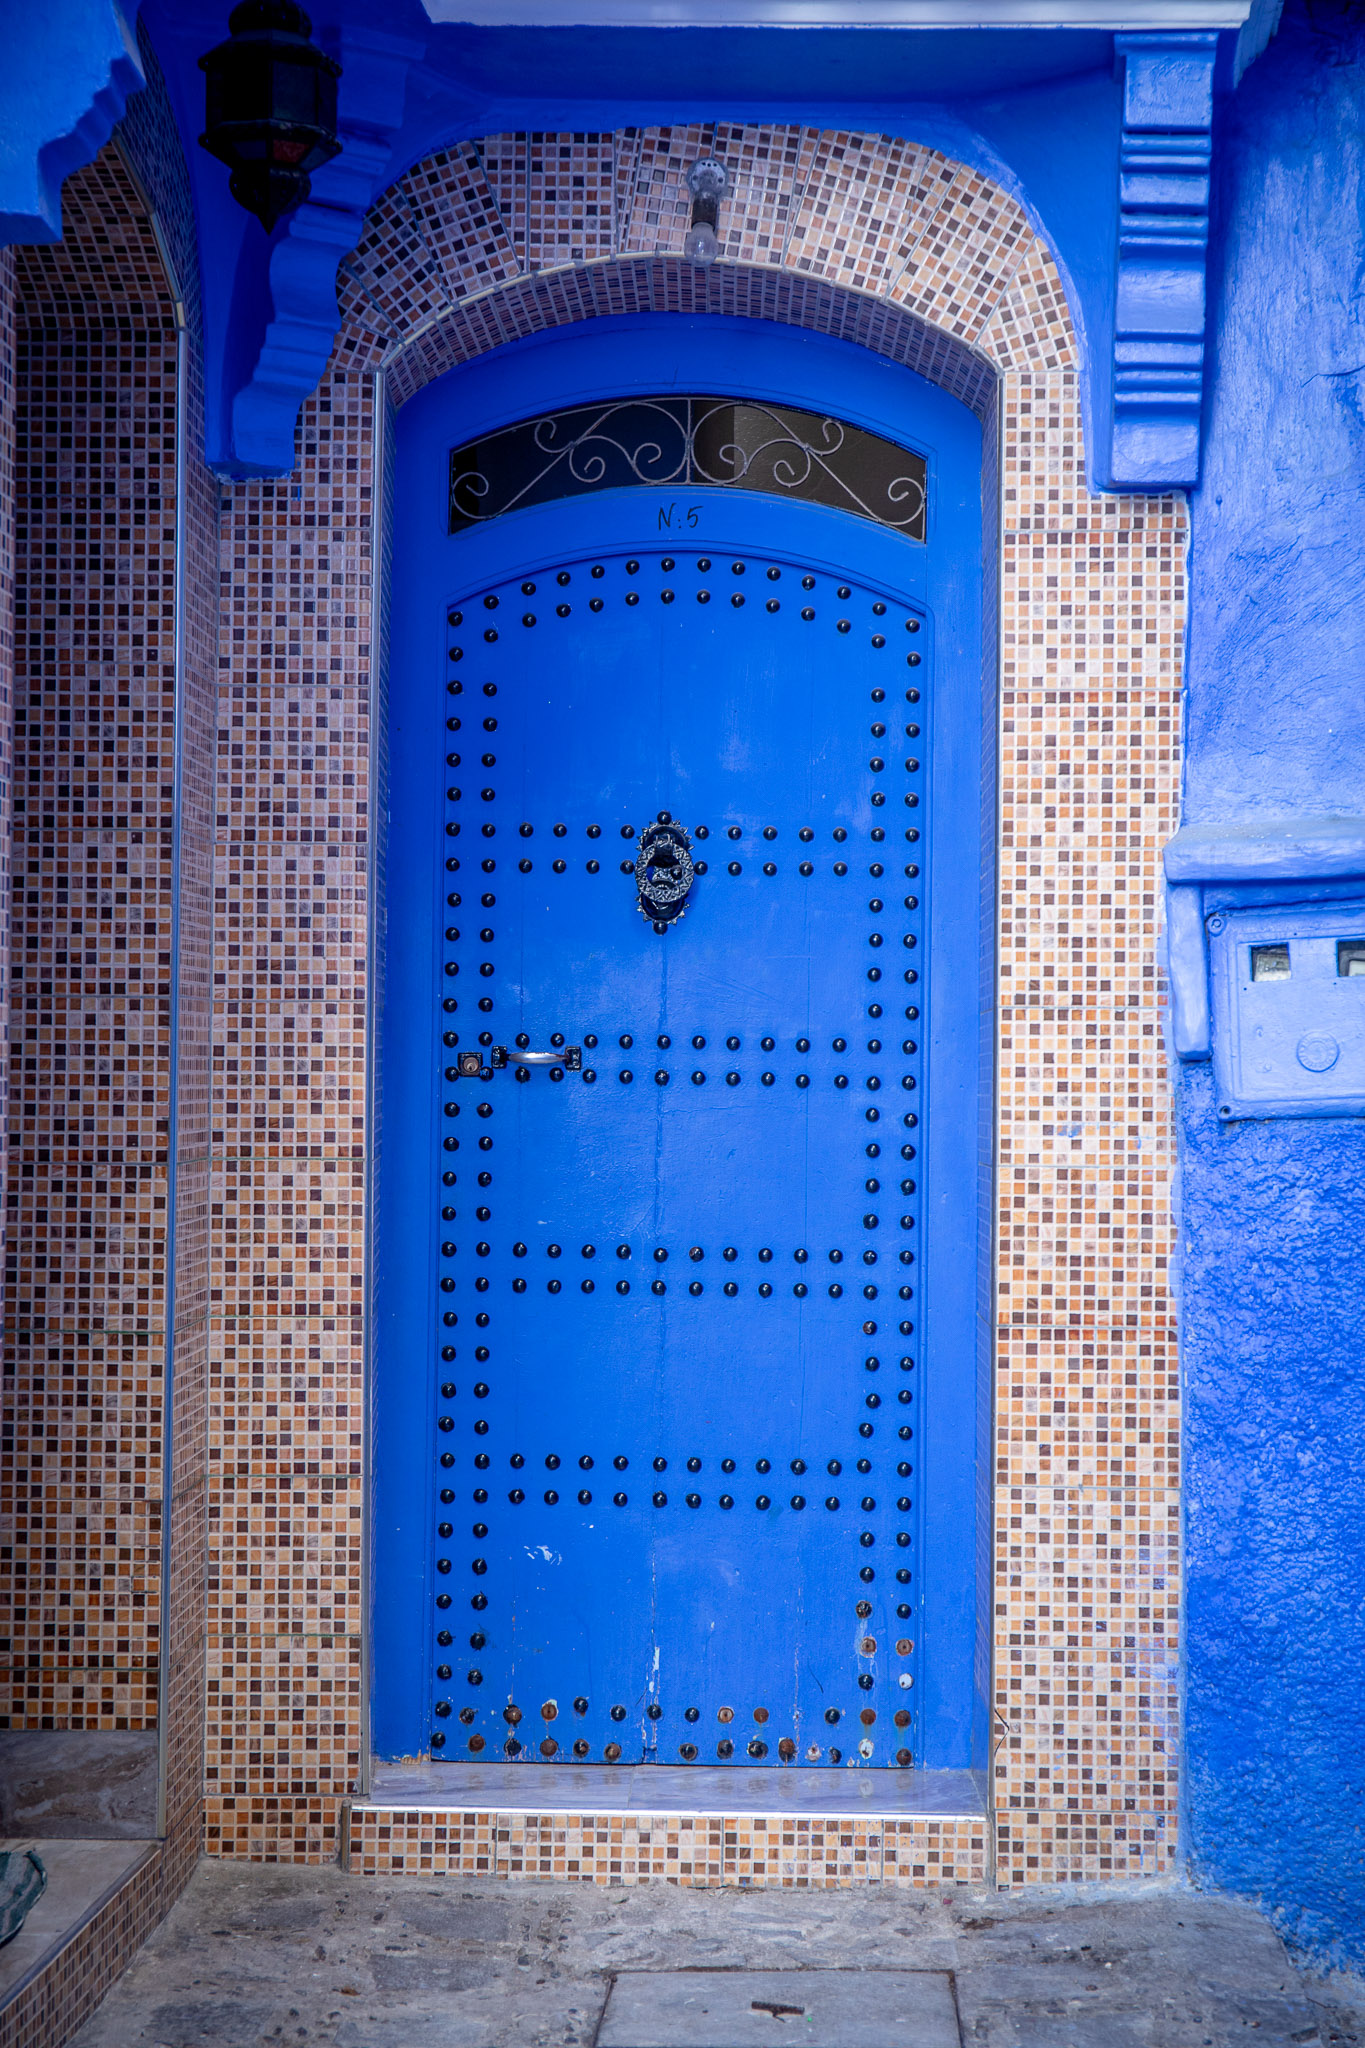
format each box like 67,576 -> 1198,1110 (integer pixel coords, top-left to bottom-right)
617,124 -> 836,271
979,237 -> 1078,374
0,1827 -> 192,2048
888,163 -> 1033,341
209,1152 -> 365,1324
0,86 -> 212,2046
0,247 -> 14,1282
205,1634 -> 362,1807
481,131 -> 617,270
338,175 -> 454,341
407,146 -> 521,306
786,130 -> 946,293
2,137 -> 215,1752
618,123 -> 713,256
708,124 -> 812,268
204,1791 -> 347,1863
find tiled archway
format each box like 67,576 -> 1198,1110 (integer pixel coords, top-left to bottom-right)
209,125 -> 1182,1885
337,127 -> 1072,402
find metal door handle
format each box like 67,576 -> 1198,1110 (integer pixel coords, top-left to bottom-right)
492,1045 -> 582,1071
452,1046 -> 582,1076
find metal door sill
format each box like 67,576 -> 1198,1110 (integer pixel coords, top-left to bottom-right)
361,1760 -> 985,1817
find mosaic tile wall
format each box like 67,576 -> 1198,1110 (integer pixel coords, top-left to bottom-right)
205,124 -> 1181,1883
119,15 -> 224,1854
0,114 -> 217,1891
205,370 -> 376,1867
0,248 -> 14,1267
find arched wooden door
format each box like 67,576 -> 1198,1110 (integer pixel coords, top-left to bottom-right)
375,316 -> 989,1781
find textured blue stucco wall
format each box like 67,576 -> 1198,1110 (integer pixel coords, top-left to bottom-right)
1187,1 -> 1365,827
1182,0 -> 1365,1968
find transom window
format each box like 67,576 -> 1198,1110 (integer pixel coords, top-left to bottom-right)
449,396 -> 928,538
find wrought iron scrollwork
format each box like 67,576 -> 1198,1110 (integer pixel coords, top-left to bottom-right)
449,395 -> 927,539
635,813 -> 695,932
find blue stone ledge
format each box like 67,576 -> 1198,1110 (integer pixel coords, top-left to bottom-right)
0,0 -> 144,244
1164,813 -> 1365,1061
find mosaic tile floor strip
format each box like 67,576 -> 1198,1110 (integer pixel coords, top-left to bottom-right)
348,1804 -> 991,1886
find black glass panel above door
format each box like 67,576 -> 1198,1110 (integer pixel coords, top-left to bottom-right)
448,397 -> 928,539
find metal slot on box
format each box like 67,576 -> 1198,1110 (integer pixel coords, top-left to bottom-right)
1250,943 -> 1291,982
1209,904 -> 1365,1119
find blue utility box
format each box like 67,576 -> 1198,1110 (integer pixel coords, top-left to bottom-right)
1207,903 -> 1365,1120
1164,815 -> 1365,1121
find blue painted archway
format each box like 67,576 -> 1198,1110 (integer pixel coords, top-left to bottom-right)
373,314 -> 991,1778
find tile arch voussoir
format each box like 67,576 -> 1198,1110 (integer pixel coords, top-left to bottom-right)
373,256 -> 997,424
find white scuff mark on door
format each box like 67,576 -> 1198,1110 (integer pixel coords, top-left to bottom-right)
525,1545 -> 561,1565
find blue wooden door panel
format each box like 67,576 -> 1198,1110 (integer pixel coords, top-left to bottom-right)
440,544 -> 922,1767
375,316 -> 987,1778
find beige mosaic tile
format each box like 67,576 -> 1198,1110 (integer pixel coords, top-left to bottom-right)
883,1816 -> 989,1886
992,363 -> 1182,1881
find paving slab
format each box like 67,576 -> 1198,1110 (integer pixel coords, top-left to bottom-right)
0,1731 -> 159,1840
66,1861 -> 1365,2048
597,1969 -> 958,2047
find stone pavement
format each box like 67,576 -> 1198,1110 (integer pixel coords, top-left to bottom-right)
69,1862 -> 1365,2048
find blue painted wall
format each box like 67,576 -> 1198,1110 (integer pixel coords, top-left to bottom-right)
1181,0 -> 1365,1968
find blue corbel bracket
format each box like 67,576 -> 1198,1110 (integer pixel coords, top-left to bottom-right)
0,0 -> 145,244
1164,815 -> 1365,1059
225,27 -> 424,477
1103,30 -> 1218,492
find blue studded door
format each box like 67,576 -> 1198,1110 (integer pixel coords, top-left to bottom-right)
375,317 -> 989,1778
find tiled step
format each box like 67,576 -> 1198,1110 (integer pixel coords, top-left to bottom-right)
346,1763 -> 990,1886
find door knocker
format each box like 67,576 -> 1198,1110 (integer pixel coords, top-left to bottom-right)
635,812 -> 694,932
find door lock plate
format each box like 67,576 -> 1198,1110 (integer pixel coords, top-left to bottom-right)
636,812 -> 694,929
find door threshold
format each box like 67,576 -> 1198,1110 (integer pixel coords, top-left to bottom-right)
361,1760 -> 985,1818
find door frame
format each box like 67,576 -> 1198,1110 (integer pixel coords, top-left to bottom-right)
371,313 -> 996,1775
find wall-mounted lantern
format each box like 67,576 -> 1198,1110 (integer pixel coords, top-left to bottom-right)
199,0 -> 341,232
684,158 -> 729,266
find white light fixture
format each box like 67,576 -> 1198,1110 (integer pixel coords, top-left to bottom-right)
684,157 -> 728,265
